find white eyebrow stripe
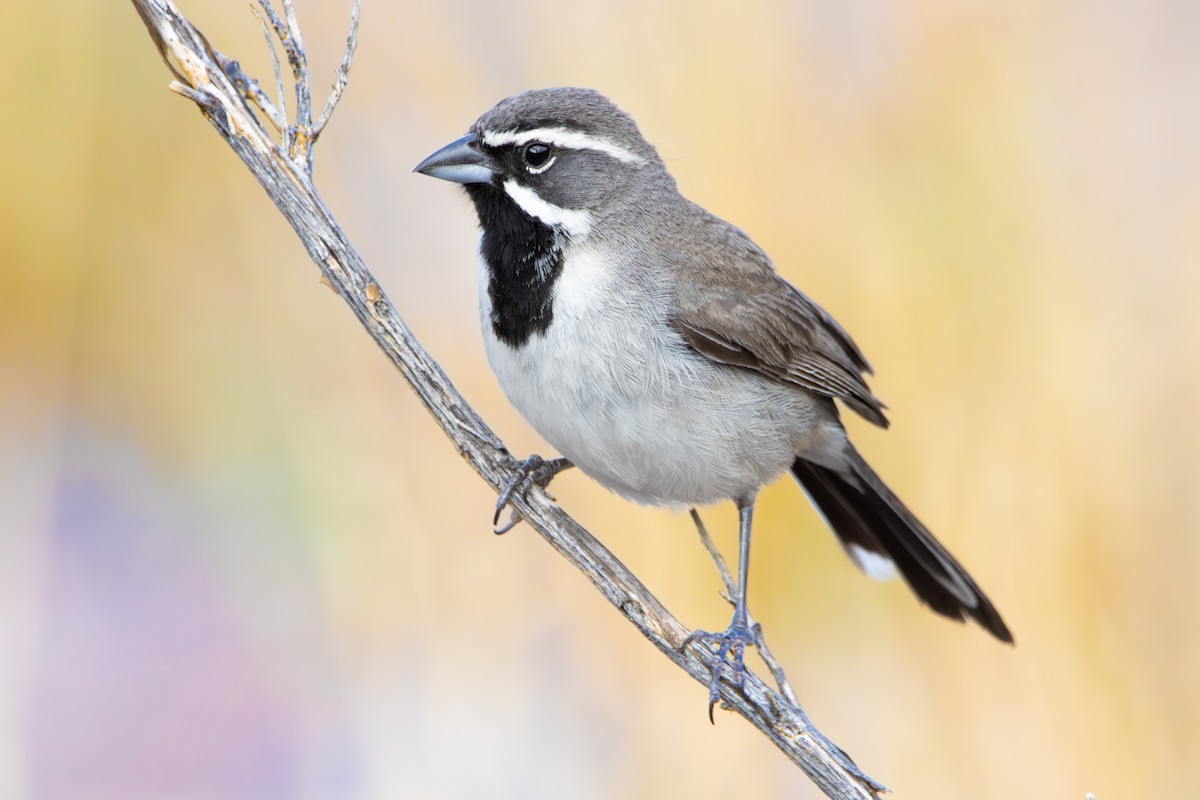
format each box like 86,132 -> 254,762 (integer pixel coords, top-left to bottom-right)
481,127 -> 646,164
502,180 -> 593,238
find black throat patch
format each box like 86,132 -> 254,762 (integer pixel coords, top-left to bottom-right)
464,183 -> 564,348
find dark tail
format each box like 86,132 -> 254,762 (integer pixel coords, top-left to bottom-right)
791,447 -> 1013,643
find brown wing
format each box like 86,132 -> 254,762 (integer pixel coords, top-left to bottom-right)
668,215 -> 888,427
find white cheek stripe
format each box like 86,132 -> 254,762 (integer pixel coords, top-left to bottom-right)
482,127 -> 645,164
502,180 -> 593,238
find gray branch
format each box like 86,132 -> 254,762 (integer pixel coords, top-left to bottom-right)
127,2 -> 886,797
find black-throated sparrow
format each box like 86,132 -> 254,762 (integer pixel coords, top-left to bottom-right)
415,87 -> 1012,709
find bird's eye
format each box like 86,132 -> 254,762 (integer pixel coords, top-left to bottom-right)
523,142 -> 554,172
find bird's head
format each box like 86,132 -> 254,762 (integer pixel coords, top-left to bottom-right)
414,87 -> 670,241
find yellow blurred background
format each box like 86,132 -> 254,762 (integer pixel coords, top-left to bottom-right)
2,1 -> 1197,798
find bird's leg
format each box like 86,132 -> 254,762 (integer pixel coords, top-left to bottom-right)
493,455 -> 574,534
683,493 -> 757,722
689,508 -> 801,706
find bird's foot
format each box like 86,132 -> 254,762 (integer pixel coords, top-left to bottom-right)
683,615 -> 756,723
493,455 -> 572,534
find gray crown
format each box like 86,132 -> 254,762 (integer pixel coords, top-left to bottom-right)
471,87 -> 663,167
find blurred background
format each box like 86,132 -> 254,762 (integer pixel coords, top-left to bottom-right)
2,1 -> 1197,797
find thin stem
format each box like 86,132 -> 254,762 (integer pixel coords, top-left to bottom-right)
689,507 -> 800,706
251,5 -> 288,146
689,508 -> 736,599
311,0 -> 362,141
280,0 -> 312,133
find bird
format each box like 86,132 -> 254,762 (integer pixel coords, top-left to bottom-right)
414,87 -> 1012,711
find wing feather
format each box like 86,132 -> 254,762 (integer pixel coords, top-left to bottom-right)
668,208 -> 888,427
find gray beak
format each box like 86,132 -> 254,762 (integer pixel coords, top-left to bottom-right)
413,132 -> 496,184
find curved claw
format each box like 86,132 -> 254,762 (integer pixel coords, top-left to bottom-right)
493,507 -> 521,535
682,621 -> 755,723
492,455 -> 572,534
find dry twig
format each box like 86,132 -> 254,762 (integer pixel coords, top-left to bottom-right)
127,2 -> 886,797
689,509 -> 800,707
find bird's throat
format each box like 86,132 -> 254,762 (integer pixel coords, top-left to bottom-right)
465,183 -> 564,348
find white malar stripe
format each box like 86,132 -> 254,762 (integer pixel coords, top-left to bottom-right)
502,180 -> 593,238
482,127 -> 645,164
848,544 -> 898,582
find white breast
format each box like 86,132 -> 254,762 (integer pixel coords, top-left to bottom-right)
479,247 -> 822,508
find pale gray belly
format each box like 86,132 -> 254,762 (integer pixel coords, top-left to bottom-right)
514,362 -> 818,507
481,281 -> 824,506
